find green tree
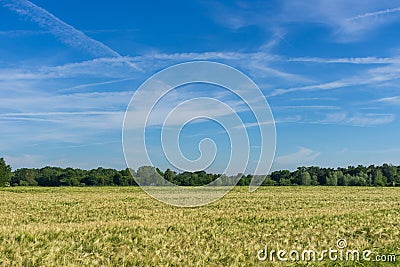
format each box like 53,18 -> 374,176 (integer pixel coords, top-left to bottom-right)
372,169 -> 386,186
270,170 -> 290,184
262,175 -> 275,186
338,173 -> 349,186
0,158 -> 12,186
348,174 -> 367,186
59,168 -> 81,186
112,172 -> 124,186
326,174 -> 336,186
137,166 -> 163,185
382,164 -> 397,186
120,168 -> 137,186
279,178 -> 291,186
293,167 -> 311,185
12,168 -> 39,186
301,171 -> 312,185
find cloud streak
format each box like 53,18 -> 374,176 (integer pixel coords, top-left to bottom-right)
270,62 -> 400,96
275,147 -> 320,169
288,56 -> 400,65
206,1 -> 400,42
0,91 -> 133,113
347,7 -> 400,21
1,0 -> 120,58
376,96 -> 400,105
315,112 -> 395,127
0,52 -> 305,85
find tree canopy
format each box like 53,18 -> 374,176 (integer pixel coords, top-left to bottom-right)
0,158 -> 12,187
1,157 -> 400,187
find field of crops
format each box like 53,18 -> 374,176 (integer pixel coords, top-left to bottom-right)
0,186 -> 399,266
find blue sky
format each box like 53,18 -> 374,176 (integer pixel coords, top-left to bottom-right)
1,0 -> 400,173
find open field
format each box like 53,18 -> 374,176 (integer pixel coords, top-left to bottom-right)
0,187 -> 399,266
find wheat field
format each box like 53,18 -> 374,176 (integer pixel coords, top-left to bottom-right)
0,186 -> 399,266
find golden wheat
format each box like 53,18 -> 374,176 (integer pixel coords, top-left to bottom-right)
0,186 -> 399,266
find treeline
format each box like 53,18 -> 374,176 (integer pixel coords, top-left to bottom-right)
7,166 -> 220,187
0,158 -> 399,187
11,167 -> 136,187
265,165 -> 400,186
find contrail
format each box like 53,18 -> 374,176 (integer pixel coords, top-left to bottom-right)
0,111 -> 122,117
1,0 -> 121,58
347,7 -> 400,21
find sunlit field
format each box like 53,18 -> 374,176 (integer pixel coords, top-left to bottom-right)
1,187 -> 399,266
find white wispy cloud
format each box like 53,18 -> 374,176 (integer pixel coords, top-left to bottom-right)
141,51 -> 294,81
0,111 -> 125,131
207,1 -> 400,42
274,147 -> 320,169
0,91 -> 133,113
7,53 -> 386,95
0,87 -> 248,132
288,56 -> 400,64
234,120 -> 275,129
13,52 -> 396,99
272,105 -> 339,110
124,92 -> 248,130
289,97 -> 338,101
4,154 -> 44,169
58,78 -> 137,92
376,96 -> 400,104
0,51 -> 307,86
284,1 -> 400,42
0,111 -> 122,117
0,0 -> 121,58
347,7 -> 400,21
270,80 -> 351,96
316,112 -> 395,127
235,115 -> 302,129
243,58 -> 311,82
270,62 -> 400,96
259,27 -> 292,51
346,113 -> 395,126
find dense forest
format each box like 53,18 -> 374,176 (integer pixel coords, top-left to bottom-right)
0,157 -> 399,187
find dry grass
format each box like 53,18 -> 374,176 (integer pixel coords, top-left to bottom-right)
0,186 -> 399,266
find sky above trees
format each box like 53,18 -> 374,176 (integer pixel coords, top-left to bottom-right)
1,0 -> 400,172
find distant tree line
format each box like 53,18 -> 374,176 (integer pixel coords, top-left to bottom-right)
0,158 -> 399,187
